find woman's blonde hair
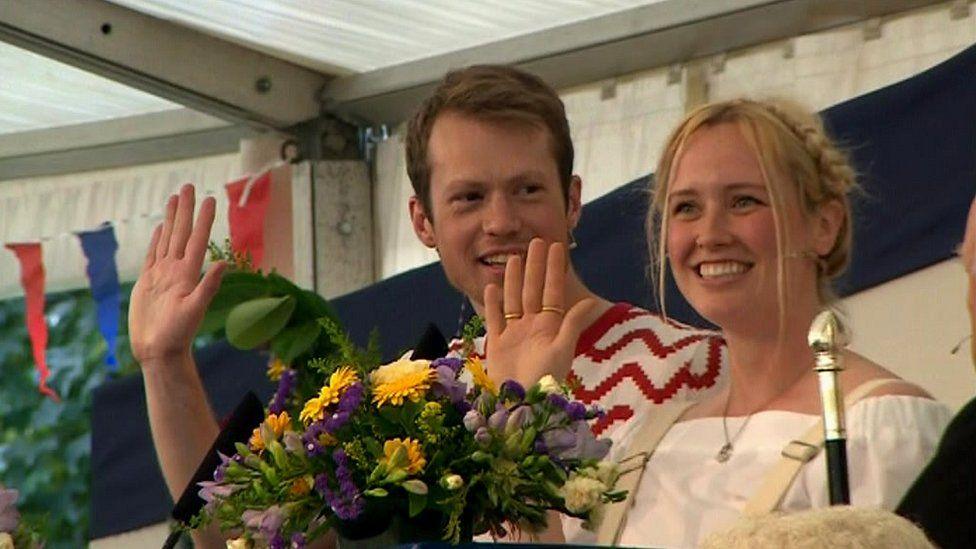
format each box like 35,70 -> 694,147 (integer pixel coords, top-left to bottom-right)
648,98 -> 859,324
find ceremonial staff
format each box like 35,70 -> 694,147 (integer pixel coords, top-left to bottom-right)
808,310 -> 851,505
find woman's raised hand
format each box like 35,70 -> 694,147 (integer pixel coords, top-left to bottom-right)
483,238 -> 597,387
129,184 -> 226,369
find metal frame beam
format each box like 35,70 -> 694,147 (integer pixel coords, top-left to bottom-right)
322,0 -> 946,125
0,0 -> 332,131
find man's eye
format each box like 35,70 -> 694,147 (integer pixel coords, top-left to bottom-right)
518,185 -> 542,196
453,192 -> 482,203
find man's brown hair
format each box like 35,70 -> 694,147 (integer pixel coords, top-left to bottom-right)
405,64 -> 574,218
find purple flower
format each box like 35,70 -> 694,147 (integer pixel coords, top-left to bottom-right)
213,451 -> 233,482
547,393 -> 569,410
431,357 -> 463,373
291,532 -> 307,548
337,382 -> 365,414
569,421 -> 612,460
500,380 -> 526,402
432,365 -> 467,403
197,480 -> 238,504
542,422 -> 611,461
463,409 -> 486,432
566,401 -> 587,421
488,407 -> 509,431
242,505 -> 286,538
318,449 -> 365,521
270,532 -> 286,549
0,487 -> 20,532
474,426 -> 491,446
453,399 -> 472,415
302,421 -> 328,456
505,405 -> 535,435
269,369 -> 298,414
542,427 -> 577,456
324,410 -> 351,432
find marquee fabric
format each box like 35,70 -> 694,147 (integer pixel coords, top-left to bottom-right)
90,44 -> 976,539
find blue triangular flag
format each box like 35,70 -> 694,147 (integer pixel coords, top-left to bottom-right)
77,223 -> 121,372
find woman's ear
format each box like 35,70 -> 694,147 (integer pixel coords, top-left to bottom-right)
812,199 -> 845,257
567,175 -> 583,230
409,196 -> 438,249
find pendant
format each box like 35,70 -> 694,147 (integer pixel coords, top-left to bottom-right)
716,443 -> 733,463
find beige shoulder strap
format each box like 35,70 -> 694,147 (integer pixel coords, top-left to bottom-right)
741,377 -> 908,516
596,400 -> 695,546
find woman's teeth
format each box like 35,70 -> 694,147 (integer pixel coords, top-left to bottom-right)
699,261 -> 748,278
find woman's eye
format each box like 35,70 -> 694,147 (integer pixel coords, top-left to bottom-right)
672,202 -> 698,216
732,196 -> 762,209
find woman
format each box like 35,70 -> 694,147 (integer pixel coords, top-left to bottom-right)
484,98 -> 952,547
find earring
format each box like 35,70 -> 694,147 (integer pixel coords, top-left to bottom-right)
568,230 -> 579,250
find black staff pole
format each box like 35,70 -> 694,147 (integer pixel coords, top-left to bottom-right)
808,310 -> 851,505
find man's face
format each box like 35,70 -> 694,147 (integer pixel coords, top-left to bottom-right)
409,112 -> 581,311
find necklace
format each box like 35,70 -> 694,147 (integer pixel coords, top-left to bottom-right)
716,394 -> 750,463
715,369 -> 811,463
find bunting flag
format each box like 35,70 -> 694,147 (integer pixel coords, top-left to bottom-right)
5,243 -> 59,401
77,223 -> 121,372
226,171 -> 272,269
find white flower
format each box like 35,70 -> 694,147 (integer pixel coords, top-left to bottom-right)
588,461 -> 621,486
560,474 -> 607,514
537,374 -> 561,395
226,537 -> 251,549
0,533 -> 12,549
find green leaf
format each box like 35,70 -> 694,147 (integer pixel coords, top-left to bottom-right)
201,272 -> 270,333
364,488 -> 388,497
402,479 -> 428,495
270,321 -> 322,364
225,295 -> 296,349
408,490 -> 428,518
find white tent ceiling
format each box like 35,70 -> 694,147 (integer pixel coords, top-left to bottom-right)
0,0 -> 666,135
108,0 -> 668,73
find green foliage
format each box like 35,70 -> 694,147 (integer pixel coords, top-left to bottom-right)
0,283 -> 217,547
0,287 -> 128,546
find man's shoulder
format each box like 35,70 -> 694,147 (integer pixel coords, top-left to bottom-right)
576,301 -> 720,353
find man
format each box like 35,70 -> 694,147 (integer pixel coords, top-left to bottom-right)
129,65 -> 725,546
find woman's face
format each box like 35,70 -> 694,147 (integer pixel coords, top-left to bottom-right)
664,122 -> 816,328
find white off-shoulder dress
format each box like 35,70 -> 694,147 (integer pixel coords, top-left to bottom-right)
598,395 -> 951,548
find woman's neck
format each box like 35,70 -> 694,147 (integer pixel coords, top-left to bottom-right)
720,303 -> 824,415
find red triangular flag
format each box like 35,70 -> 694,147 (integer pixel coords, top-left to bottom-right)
5,243 -> 59,401
226,172 -> 272,269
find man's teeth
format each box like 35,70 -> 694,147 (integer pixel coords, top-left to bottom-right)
699,262 -> 748,278
483,254 -> 516,265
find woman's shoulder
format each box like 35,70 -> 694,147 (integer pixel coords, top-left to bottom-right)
840,351 -> 933,400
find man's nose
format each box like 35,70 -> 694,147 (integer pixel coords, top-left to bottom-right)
482,194 -> 522,236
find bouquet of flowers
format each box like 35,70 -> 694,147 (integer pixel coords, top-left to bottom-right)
194,321 -> 625,547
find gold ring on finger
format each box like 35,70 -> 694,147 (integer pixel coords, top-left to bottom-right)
504,313 -> 523,320
540,306 -> 565,316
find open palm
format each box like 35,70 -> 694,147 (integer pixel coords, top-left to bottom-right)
129,184 -> 225,367
484,238 -> 596,387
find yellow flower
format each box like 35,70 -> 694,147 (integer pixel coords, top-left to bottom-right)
465,357 -> 496,395
266,358 -> 287,381
300,366 -> 360,424
381,437 -> 426,475
370,358 -> 436,407
289,476 -> 312,497
249,411 -> 291,451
